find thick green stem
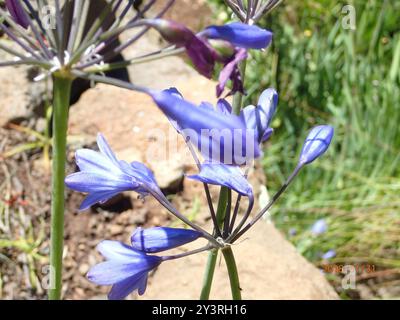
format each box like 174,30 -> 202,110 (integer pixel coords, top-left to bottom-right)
199,248 -> 218,300
48,76 -> 72,300
222,247 -> 242,300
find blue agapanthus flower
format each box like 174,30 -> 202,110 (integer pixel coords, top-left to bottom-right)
87,240 -> 162,300
150,89 -> 259,165
149,87 -> 278,165
65,133 -> 164,211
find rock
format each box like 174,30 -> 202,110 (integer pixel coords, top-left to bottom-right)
143,221 -> 339,300
0,40 -> 50,127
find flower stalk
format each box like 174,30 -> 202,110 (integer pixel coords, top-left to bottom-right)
49,75 -> 73,300
222,247 -> 242,300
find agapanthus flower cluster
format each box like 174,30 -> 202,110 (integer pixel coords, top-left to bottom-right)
66,86 -> 334,299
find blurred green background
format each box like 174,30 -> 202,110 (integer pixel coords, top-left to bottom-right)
209,0 -> 400,298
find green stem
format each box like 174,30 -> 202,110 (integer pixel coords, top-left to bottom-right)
199,248 -> 218,300
222,247 -> 242,300
199,187 -> 229,300
48,76 -> 72,300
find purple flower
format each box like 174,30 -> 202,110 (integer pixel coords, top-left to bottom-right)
5,0 -> 30,29
144,19 -> 273,96
87,240 -> 162,300
65,133 -> 163,211
298,125 -> 334,166
217,48 -> 248,97
322,250 -> 336,260
143,19 -> 215,78
202,22 -> 273,50
149,89 -> 261,165
188,163 -> 253,197
311,219 -> 327,235
131,227 -> 203,253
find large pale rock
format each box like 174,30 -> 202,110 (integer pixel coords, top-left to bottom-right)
144,221 -> 338,300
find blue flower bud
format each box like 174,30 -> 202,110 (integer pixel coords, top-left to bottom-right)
202,22 -> 273,50
131,227 -> 203,253
298,125 -> 334,166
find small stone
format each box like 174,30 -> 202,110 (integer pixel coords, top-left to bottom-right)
79,264 -> 90,276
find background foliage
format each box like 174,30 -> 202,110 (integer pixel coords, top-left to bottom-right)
209,0 -> 400,298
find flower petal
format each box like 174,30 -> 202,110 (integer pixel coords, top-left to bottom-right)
79,191 -> 120,211
97,133 -> 120,166
257,88 -> 278,127
108,273 -> 148,300
217,49 -> 247,97
97,240 -> 146,262
131,227 -> 202,253
187,163 -> 253,197
87,261 -> 142,286
65,171 -> 135,193
75,149 -> 119,174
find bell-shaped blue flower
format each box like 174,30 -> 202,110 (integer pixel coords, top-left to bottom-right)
202,22 -> 273,50
65,133 -> 164,211
187,163 -> 253,197
87,240 -> 162,300
298,125 -> 334,166
149,89 -> 261,165
5,0 -> 30,29
131,227 -> 203,253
